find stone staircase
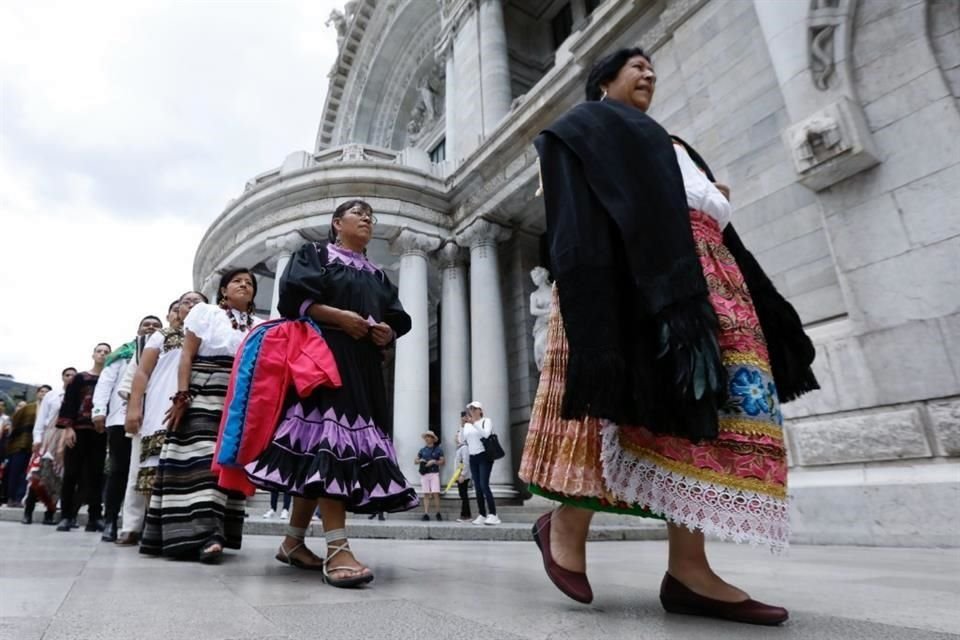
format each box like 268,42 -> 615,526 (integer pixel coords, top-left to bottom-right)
1,493 -> 667,543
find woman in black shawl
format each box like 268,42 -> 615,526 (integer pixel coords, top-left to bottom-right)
519,48 -> 818,625
245,199 -> 419,588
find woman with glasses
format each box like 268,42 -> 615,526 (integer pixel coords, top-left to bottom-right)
120,291 -> 207,546
245,199 -> 418,587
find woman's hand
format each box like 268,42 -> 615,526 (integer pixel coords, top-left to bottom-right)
338,310 -> 371,339
124,410 -> 142,435
714,183 -> 731,201
164,402 -> 188,432
63,427 -> 77,448
370,322 -> 394,347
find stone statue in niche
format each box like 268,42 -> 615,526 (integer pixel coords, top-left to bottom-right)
406,102 -> 428,145
417,75 -> 439,122
529,267 -> 553,371
406,67 -> 445,146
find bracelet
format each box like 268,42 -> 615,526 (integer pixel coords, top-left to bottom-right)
170,390 -> 193,405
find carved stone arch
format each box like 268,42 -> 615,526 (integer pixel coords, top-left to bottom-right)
849,0 -> 958,117
372,11 -> 444,148
928,0 -> 960,107
335,0 -> 443,147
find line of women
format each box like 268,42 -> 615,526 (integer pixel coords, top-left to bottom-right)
119,200 -> 419,585
117,45 -> 817,629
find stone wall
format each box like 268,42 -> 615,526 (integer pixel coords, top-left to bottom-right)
642,0 -> 847,324
929,0 -> 960,102
754,0 -> 960,546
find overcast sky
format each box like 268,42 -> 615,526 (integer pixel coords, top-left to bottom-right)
0,0 -> 340,387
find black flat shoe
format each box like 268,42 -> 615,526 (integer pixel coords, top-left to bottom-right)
21,513 -> 33,525
85,518 -> 105,533
42,512 -> 56,525
101,521 -> 117,542
659,573 -> 789,626
56,518 -> 76,532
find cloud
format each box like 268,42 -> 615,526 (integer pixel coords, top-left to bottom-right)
0,0 -> 340,385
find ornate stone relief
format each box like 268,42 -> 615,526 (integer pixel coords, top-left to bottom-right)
340,143 -> 370,162
782,97 -> 879,190
455,217 -> 511,249
390,228 -> 443,257
808,0 -> 846,90
437,241 -> 467,269
368,8 -> 442,148
406,63 -> 445,146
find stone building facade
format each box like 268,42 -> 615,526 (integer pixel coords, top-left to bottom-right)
194,0 -> 960,546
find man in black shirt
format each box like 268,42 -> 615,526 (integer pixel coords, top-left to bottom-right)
56,342 -> 111,531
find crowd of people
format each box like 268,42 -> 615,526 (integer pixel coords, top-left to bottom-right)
0,47 -> 820,627
0,197 -> 504,583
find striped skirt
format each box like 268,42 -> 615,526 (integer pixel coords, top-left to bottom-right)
140,357 -> 246,557
519,210 -> 790,551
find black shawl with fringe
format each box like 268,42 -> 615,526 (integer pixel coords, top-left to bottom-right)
537,100 -> 818,441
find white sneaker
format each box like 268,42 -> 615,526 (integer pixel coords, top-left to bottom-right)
261,509 -> 276,519
484,514 -> 501,525
472,515 -> 486,525
279,508 -> 289,520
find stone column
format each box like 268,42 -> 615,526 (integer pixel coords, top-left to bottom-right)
456,218 -> 515,496
442,45 -> 457,165
390,229 -> 441,484
265,232 -> 305,319
437,242 -> 470,484
478,0 -> 512,134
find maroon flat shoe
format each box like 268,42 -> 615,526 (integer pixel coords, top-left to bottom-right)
531,511 -> 593,604
659,572 -> 788,626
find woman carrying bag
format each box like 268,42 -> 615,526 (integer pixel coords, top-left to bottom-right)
461,401 -> 500,525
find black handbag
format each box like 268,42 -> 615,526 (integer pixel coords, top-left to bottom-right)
479,420 -> 505,462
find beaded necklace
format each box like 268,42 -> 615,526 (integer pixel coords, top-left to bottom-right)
225,307 -> 254,332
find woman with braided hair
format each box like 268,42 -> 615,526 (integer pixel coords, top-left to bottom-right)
245,199 -> 418,587
141,271 -> 260,562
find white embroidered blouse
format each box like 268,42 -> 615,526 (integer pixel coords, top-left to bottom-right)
183,303 -> 260,358
673,142 -> 732,229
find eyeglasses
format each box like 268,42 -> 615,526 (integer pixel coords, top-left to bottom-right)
345,208 -> 377,224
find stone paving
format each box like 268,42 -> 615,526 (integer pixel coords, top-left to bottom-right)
0,521 -> 957,640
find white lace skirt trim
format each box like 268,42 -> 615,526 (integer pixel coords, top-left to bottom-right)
600,421 -> 790,553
